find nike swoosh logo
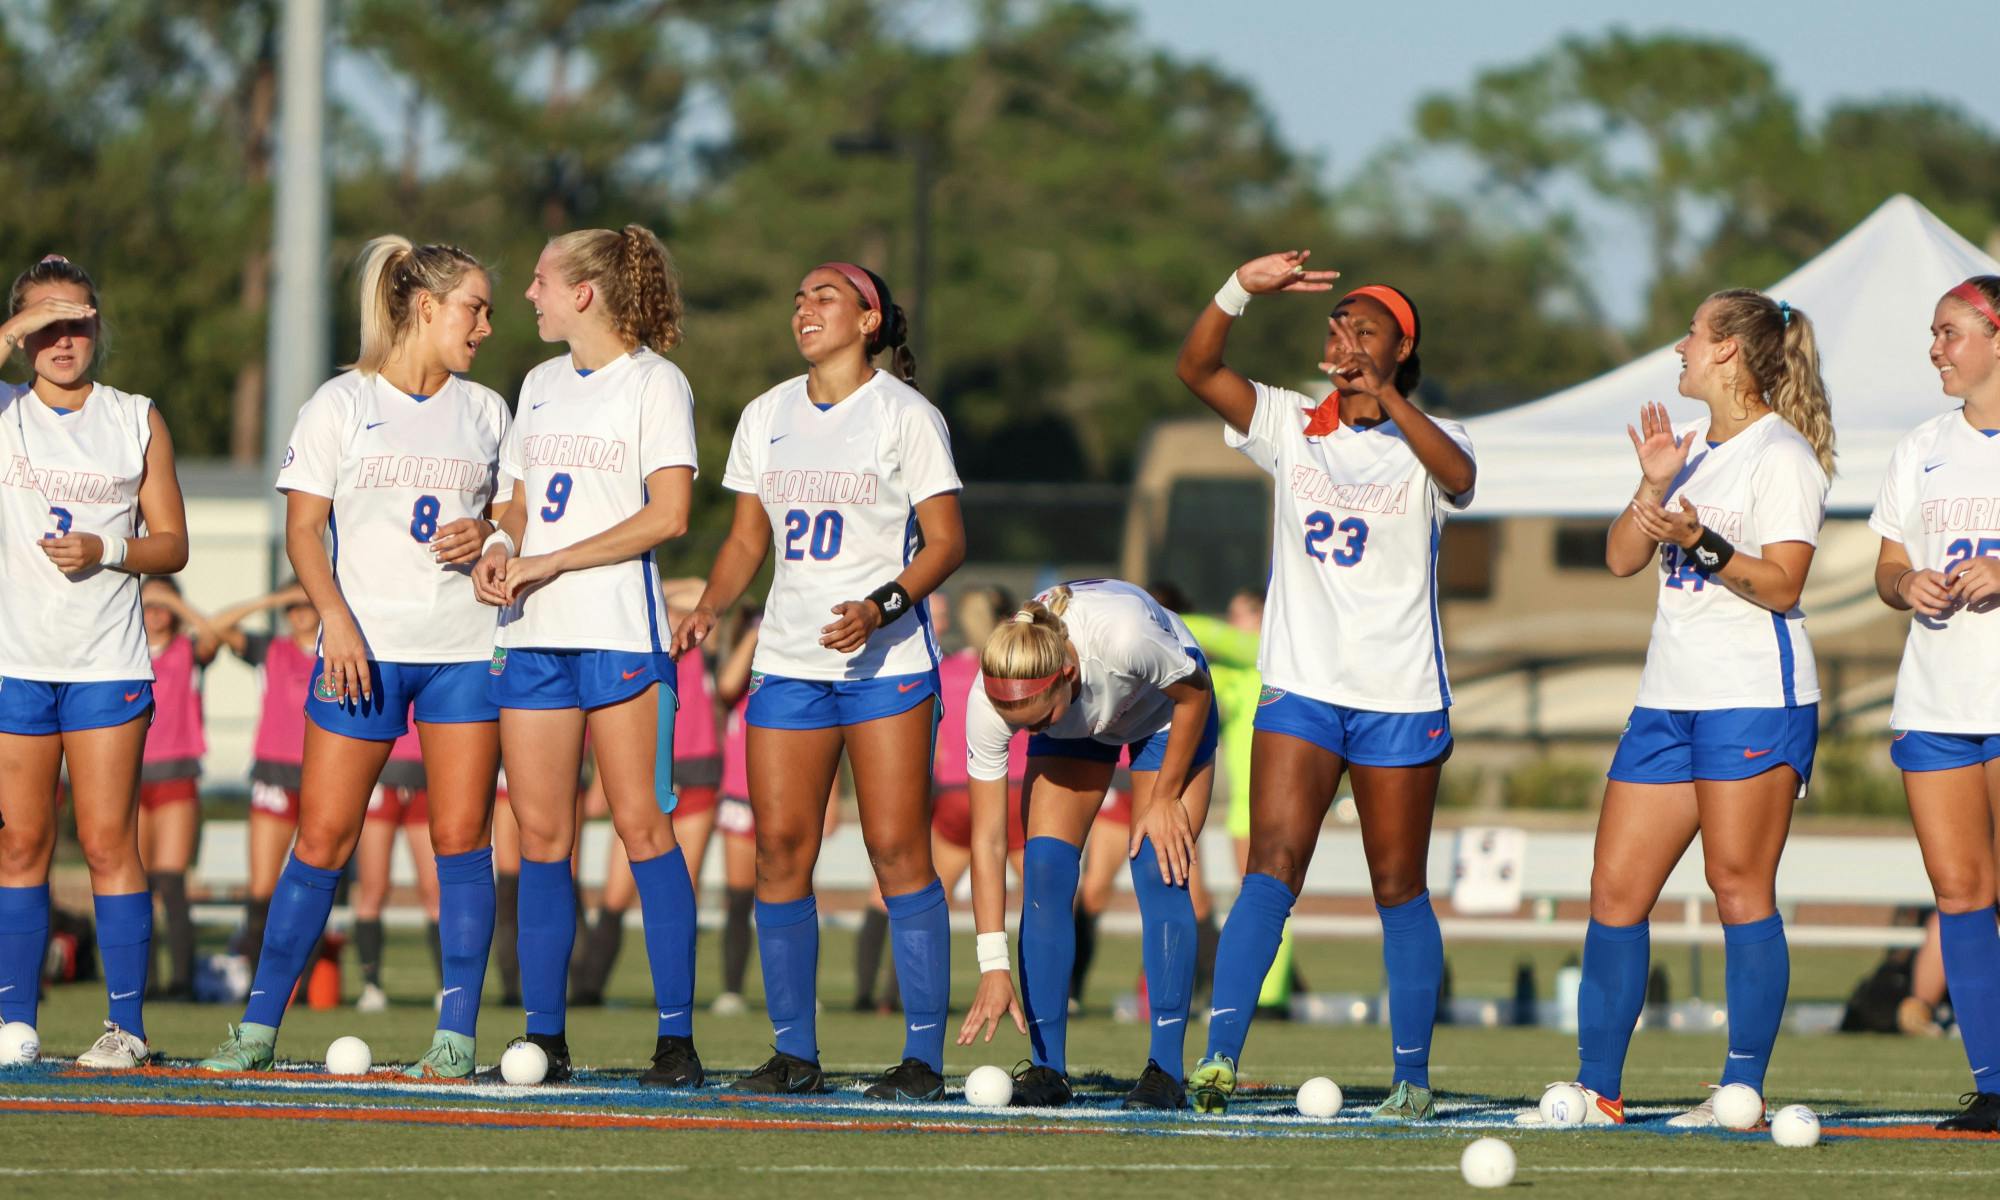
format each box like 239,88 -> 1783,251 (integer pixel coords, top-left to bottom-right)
1975,1066 -> 1994,1076
769,434 -> 789,444
124,692 -> 142,702
1894,731 -> 1909,740
250,991 -> 265,998
661,1011 -> 684,1021
910,1023 -> 938,1032
1427,728 -> 1443,738
531,401 -> 551,410
1155,1016 -> 1183,1027
1743,748 -> 1774,759
774,1027 -> 792,1036
0,985 -> 13,994
1395,1044 -> 1426,1055
897,681 -> 922,693
1727,1051 -> 1755,1060
622,668 -> 644,680
525,1011 -> 538,1017
440,987 -> 461,998
112,990 -> 138,1000
1208,1008 -> 1236,1018
365,421 -> 388,430
1924,462 -> 1945,473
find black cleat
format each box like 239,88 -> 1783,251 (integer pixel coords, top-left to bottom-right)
639,1035 -> 704,1088
737,1050 -> 825,1094
1120,1059 -> 1188,1111
1936,1091 -> 2000,1132
863,1057 -> 946,1102
1008,1062 -> 1073,1108
474,1033 -> 573,1084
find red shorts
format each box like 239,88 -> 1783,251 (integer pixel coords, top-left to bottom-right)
672,784 -> 718,819
365,785 -> 429,826
1097,788 -> 1132,825
249,781 -> 301,823
931,784 -> 1026,852
139,777 -> 199,811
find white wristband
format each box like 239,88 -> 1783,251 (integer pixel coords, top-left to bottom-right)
976,931 -> 1010,975
481,528 -> 516,558
99,534 -> 128,569
1213,271 -> 1254,318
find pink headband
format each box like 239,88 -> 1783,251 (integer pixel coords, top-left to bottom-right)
814,262 -> 880,312
1949,282 -> 2000,333
984,672 -> 1061,704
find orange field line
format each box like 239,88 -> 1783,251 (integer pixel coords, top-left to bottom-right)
1822,1124 -> 2000,1143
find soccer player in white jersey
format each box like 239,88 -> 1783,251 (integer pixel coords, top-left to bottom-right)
1176,251 -> 1477,1119
1872,276 -> 2000,1132
953,580 -> 1217,1110
0,255 -> 190,1069
472,225 -> 704,1088
1520,290 -> 1834,1128
675,262 -> 965,1100
200,238 -> 508,1079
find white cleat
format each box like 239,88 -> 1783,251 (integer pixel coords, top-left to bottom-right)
1668,1083 -> 1766,1129
76,1021 -> 150,1069
356,983 -> 389,1013
1514,1080 -> 1625,1126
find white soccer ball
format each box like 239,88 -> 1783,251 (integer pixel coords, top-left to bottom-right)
1713,1083 -> 1765,1131
325,1035 -> 371,1076
0,1021 -> 39,1066
964,1064 -> 1013,1108
1460,1137 -> 1517,1189
1770,1103 -> 1820,1148
1538,1082 -> 1588,1126
500,1039 -> 549,1086
1296,1076 -> 1343,1118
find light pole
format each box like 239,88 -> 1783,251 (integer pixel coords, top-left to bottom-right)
830,131 -> 936,392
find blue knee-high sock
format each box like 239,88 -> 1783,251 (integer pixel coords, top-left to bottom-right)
433,847 -> 495,1039
518,857 -> 575,1037
1378,889 -> 1444,1089
884,877 -> 950,1072
94,891 -> 152,1039
631,847 -> 697,1038
1205,872 -> 1295,1063
1020,836 -> 1082,1072
0,884 -> 50,1027
755,894 -> 820,1063
1718,912 -> 1788,1091
1129,840 -> 1196,1071
1938,907 -> 2000,1092
1576,918 -> 1650,1098
243,854 -> 342,1028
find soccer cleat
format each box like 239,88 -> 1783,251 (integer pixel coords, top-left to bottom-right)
356,983 -> 388,1013
736,1049 -> 824,1094
1120,1059 -> 1188,1111
403,1030 -> 476,1080
1936,1091 -> 2000,1133
75,1022 -> 149,1069
1665,1084 -> 1761,1129
1009,1063 -> 1074,1108
863,1057 -> 946,1102
1371,1080 -> 1438,1121
198,1023 -> 277,1073
709,991 -> 747,1017
1186,1053 -> 1237,1114
639,1035 -> 704,1088
474,1033 -> 573,1084
1514,1081 -> 1624,1126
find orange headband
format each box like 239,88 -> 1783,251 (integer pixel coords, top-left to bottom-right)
983,672 -> 1061,704
1338,285 -> 1418,342
1949,282 -> 2000,333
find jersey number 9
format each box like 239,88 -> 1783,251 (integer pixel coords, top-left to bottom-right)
783,509 -> 844,561
541,473 -> 574,522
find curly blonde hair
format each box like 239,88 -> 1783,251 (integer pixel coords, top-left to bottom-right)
549,225 -> 683,353
1705,289 -> 1835,476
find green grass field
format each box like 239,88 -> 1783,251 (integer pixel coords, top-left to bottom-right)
3,926 -> 1993,1199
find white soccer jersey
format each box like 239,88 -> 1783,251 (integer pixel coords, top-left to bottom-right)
496,349 -> 697,653
1226,382 -> 1474,712
0,381 -> 152,681
278,370 -> 508,663
964,579 -> 1200,780
722,370 -> 961,681
1633,412 -> 1828,711
1868,409 -> 2000,733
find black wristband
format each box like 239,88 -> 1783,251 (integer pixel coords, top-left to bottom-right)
1689,525 -> 1736,574
867,581 -> 913,625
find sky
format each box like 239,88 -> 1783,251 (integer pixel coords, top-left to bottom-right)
1114,0 -> 2000,321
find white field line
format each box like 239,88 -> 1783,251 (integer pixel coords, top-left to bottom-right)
2,1164 -> 1999,1181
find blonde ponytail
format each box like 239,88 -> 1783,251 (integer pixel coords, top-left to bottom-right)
350,235 -> 485,376
1772,313 -> 1835,476
978,587 -> 1073,703
1704,288 -> 1835,476
548,224 -> 684,353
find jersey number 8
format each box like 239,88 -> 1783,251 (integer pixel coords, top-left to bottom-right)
783,509 -> 844,561
409,495 -> 441,542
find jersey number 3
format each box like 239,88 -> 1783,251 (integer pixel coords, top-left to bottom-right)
783,509 -> 844,561
1303,511 -> 1367,567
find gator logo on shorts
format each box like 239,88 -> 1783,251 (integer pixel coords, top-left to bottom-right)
314,673 -> 339,702
748,671 -> 765,696
1257,685 -> 1286,707
489,647 -> 508,676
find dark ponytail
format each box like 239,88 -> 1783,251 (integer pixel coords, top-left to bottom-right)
857,266 -> 916,385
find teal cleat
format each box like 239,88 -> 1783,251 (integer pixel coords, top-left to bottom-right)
1371,1080 -> 1438,1121
197,1023 -> 277,1073
1186,1053 -> 1237,1114
404,1030 -> 476,1080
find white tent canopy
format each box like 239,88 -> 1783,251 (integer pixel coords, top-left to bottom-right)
1463,195 -> 2000,516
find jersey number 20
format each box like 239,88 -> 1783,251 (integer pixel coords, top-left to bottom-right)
783,509 -> 844,561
